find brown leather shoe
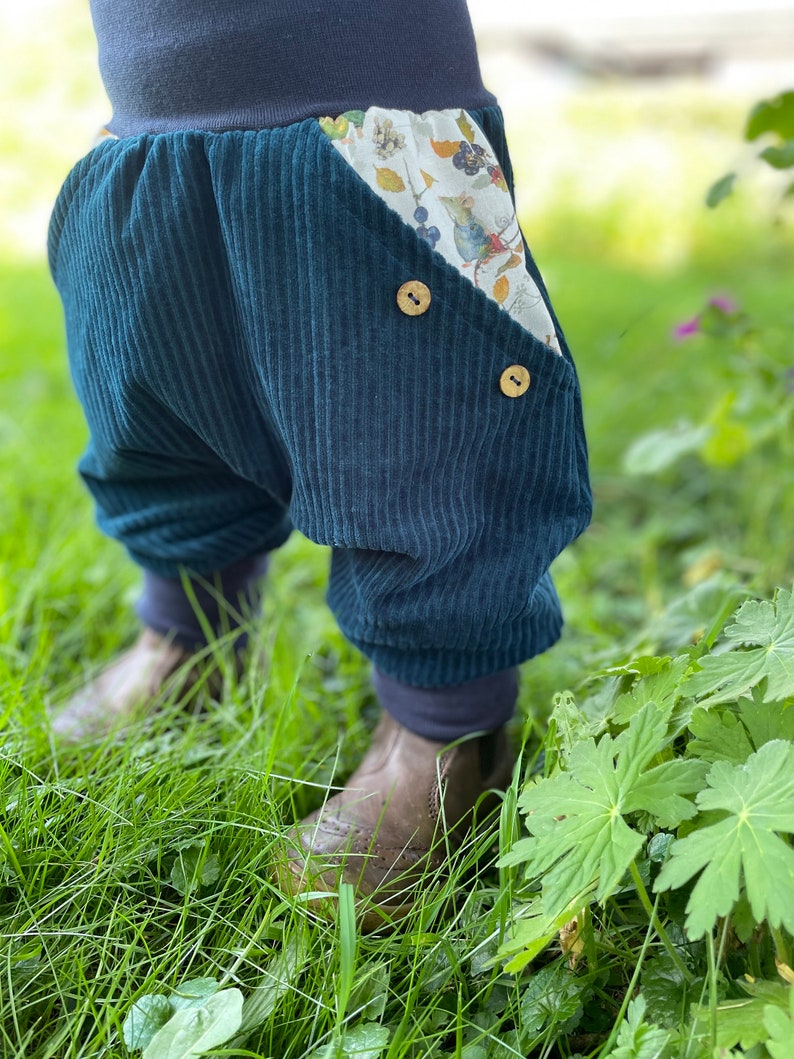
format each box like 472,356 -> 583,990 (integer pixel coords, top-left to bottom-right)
50,629 -> 201,742
279,714 -> 514,930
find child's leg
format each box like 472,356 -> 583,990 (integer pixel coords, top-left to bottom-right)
268,110 -> 590,920
280,563 -> 565,925
137,552 -> 270,652
48,133 -> 294,737
281,662 -> 519,929
52,552 -> 270,740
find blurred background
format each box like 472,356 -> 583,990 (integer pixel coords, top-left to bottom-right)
3,0 -> 794,260
1,1 -> 793,680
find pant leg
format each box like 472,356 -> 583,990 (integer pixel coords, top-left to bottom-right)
200,114 -> 591,690
49,132 -> 293,579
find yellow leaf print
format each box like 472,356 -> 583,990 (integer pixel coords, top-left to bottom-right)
456,111 -> 475,143
430,139 -> 460,158
493,275 -> 509,304
496,253 -> 522,277
420,169 -> 437,189
374,167 -> 406,193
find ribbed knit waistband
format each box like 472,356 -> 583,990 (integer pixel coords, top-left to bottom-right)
89,0 -> 496,136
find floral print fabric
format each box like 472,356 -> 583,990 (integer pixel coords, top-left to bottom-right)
320,107 -> 560,353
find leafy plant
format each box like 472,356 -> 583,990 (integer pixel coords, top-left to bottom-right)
623,296 -> 791,477
654,739 -> 794,939
122,978 -> 243,1057
706,89 -> 794,207
604,996 -> 670,1059
500,702 -> 707,965
168,843 -> 221,896
500,587 -> 794,1052
626,91 -> 794,488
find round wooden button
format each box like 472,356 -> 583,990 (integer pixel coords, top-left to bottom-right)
499,364 -> 531,397
396,280 -> 431,316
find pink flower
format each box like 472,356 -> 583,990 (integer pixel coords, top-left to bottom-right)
673,295 -> 738,340
708,295 -> 737,314
673,315 -> 702,340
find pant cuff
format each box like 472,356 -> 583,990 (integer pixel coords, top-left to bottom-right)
136,552 -> 269,650
372,666 -> 518,741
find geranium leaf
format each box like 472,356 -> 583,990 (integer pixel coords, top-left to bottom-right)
606,996 -> 670,1058
622,759 -> 707,827
509,704 -> 703,918
739,690 -> 794,747
654,740 -> 794,937
498,896 -> 590,971
695,997 -> 769,1050
611,656 -> 690,726
686,707 -> 754,765
764,986 -> 794,1059
685,586 -> 794,704
169,845 -> 220,896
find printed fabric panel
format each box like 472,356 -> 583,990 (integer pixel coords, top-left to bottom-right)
320,107 -> 561,354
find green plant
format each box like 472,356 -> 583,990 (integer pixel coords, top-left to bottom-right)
623,297 -> 793,478
499,587 -> 794,1055
626,92 -> 793,481
707,90 -> 794,209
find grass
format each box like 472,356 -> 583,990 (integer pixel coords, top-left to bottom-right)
1,210 -> 792,1054
2,10 -> 794,1053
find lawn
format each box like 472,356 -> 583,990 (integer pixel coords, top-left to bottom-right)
2,6 -> 794,1057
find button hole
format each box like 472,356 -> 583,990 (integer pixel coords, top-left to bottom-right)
510,375 -> 521,387
408,292 -> 420,305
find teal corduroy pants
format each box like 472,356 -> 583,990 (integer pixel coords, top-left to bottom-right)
48,108 -> 591,687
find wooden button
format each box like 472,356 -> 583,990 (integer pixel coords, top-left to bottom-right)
396,281 -> 431,316
499,365 -> 531,397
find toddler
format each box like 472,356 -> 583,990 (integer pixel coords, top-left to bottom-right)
49,0 -> 591,926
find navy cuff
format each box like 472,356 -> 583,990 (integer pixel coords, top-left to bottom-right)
372,666 -> 518,742
136,552 -> 269,649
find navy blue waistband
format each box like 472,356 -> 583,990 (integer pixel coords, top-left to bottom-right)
89,0 -> 497,136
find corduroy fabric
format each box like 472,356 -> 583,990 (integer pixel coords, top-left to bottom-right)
48,107 -> 592,688
89,0 -> 496,136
